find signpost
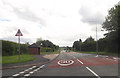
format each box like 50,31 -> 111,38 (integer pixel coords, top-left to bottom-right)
15,29 -> 23,60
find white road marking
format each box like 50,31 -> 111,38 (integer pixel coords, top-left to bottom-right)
24,65 -> 45,76
29,71 -> 34,74
77,59 -> 83,64
95,55 -> 99,57
12,65 -> 43,77
113,57 -> 117,59
24,74 -> 30,76
58,60 -> 74,66
32,66 -> 37,68
12,74 -> 19,76
19,71 -> 25,74
68,53 -> 84,64
40,65 -> 45,68
86,67 -> 100,78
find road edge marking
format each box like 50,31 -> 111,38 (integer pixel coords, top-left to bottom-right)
86,67 -> 100,78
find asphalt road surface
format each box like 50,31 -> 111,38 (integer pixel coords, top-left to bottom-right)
2,52 -> 119,78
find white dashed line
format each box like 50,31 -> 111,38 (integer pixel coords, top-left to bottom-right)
68,53 -> 84,64
86,67 -> 100,78
68,53 -> 100,78
77,59 -> 83,64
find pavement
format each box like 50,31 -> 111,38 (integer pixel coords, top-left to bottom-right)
2,52 -> 120,78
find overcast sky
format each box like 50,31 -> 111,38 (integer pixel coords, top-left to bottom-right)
0,0 -> 119,47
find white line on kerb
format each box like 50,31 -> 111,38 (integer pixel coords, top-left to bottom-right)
86,67 -> 100,78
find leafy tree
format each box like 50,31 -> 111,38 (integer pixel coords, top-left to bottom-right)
102,5 -> 120,53
36,39 -> 59,52
102,5 -> 120,32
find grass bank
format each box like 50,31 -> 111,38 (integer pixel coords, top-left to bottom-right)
2,54 -> 34,64
74,51 -> 119,56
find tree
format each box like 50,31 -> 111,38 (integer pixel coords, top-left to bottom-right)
82,37 -> 96,52
102,5 -> 120,53
102,5 -> 120,32
36,39 -> 59,52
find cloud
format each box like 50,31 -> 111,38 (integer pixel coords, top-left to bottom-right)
1,0 -> 46,26
118,1 -> 120,5
79,5 -> 105,25
0,36 -> 33,44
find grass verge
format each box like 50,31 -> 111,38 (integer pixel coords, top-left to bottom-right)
2,54 -> 34,64
74,51 -> 119,56
40,51 -> 59,54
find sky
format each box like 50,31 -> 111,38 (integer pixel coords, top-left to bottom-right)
0,0 -> 119,47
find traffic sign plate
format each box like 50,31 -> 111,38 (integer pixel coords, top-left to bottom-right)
15,29 -> 23,36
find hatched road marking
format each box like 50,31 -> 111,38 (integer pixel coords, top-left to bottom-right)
24,65 -> 45,76
12,65 -> 45,77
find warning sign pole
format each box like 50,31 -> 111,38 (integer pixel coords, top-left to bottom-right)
15,29 -> 23,60
18,36 -> 20,60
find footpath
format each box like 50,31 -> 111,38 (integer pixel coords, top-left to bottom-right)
2,54 -> 59,70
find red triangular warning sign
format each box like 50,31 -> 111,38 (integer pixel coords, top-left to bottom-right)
15,29 -> 23,36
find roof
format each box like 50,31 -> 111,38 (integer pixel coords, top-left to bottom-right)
28,43 -> 40,48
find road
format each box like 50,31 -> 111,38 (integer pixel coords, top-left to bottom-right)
2,52 -> 119,78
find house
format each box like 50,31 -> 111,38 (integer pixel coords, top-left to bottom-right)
28,43 -> 40,55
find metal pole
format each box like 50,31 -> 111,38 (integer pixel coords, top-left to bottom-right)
18,36 -> 20,60
96,25 -> 98,53
80,42 -> 81,52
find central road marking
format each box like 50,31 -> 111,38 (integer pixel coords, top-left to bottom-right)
68,53 -> 100,78
77,59 -> 83,64
86,67 -> 100,78
68,53 -> 84,64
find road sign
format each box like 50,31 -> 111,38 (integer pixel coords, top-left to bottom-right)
15,29 -> 23,36
58,60 -> 74,66
15,29 -> 23,60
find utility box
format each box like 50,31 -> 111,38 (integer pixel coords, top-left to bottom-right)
28,43 -> 40,55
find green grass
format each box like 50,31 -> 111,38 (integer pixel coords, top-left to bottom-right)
0,56 -> 2,64
40,51 -> 60,54
2,54 -> 35,64
75,51 -> 119,56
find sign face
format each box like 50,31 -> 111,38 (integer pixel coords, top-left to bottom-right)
15,29 -> 23,36
58,60 -> 74,66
